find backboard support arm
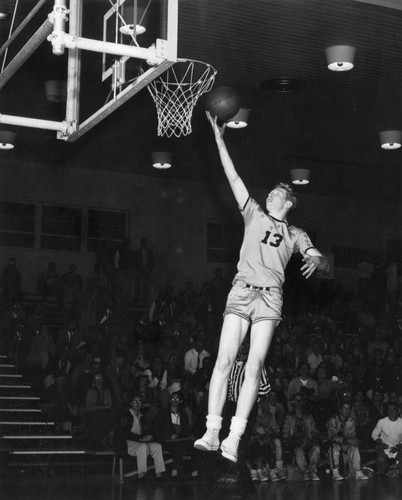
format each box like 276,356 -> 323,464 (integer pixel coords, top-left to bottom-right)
0,0 -> 178,142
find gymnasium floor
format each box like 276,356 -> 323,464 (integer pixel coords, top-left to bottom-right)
2,472 -> 402,500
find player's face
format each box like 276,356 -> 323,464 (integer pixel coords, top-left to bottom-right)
266,188 -> 290,213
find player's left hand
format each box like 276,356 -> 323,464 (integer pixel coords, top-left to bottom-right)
301,253 -> 320,279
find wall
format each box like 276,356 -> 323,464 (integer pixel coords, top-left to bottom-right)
0,159 -> 400,297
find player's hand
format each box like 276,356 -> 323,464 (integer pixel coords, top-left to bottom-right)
301,253 -> 320,279
206,111 -> 226,138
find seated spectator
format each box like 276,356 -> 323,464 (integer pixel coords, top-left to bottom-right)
383,363 -> 402,395
366,348 -> 386,388
57,320 -> 83,357
368,389 -> 388,425
284,342 -> 306,376
178,377 -> 198,431
315,364 -> 338,430
105,351 -> 130,408
71,351 -> 95,404
51,343 -> 73,378
132,374 -> 159,423
27,323 -> 55,376
247,391 -> 286,482
144,356 -> 168,391
307,341 -> 324,375
277,375 -> 290,413
324,343 -> 343,373
115,394 -> 166,479
192,356 -> 213,408
371,402 -> 402,477
148,289 -> 175,324
316,364 -> 335,400
326,401 -> 368,480
165,352 -> 183,386
352,390 -> 372,445
183,337 -> 210,377
282,393 -> 321,481
43,373 -> 78,434
367,328 -> 389,361
84,373 -> 114,448
287,363 -> 318,406
153,391 -> 199,477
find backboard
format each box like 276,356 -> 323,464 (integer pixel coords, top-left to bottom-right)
0,0 -> 178,142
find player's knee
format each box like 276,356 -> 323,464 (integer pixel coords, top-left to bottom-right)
215,354 -> 235,374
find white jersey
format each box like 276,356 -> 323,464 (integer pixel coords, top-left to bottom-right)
371,416 -> 402,457
234,197 -> 314,288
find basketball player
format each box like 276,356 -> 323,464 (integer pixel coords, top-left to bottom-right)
194,112 -> 330,463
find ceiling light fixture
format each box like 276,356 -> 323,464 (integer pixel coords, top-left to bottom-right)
379,130 -> 402,150
261,77 -> 306,94
0,131 -> 16,150
325,45 -> 356,72
119,6 -> 146,35
44,80 -> 67,103
152,151 -> 172,169
290,168 -> 310,185
226,108 -> 250,129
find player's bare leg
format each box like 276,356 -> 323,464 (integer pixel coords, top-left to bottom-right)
221,319 -> 277,462
194,314 -> 249,452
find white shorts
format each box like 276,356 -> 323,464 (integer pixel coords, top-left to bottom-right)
224,280 -> 283,323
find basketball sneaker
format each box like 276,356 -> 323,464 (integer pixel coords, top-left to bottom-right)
194,429 -> 220,452
220,433 -> 241,462
355,470 -> 369,480
250,470 -> 259,482
332,469 -> 344,481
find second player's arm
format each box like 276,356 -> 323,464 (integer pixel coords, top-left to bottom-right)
207,112 -> 249,208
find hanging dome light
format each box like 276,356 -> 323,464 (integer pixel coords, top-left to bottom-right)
379,130 -> 402,150
152,151 -> 172,169
226,108 -> 250,129
325,45 -> 356,72
290,168 -> 310,185
44,80 -> 67,103
0,131 -> 16,150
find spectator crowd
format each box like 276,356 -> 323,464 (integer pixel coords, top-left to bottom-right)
1,247 -> 402,482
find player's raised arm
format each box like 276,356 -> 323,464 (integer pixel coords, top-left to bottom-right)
206,111 -> 249,209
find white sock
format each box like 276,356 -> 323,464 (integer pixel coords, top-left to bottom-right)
229,416 -> 248,436
206,414 -> 223,431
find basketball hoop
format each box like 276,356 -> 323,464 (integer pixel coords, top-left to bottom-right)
145,59 -> 217,137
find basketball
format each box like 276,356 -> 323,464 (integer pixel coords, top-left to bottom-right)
205,86 -> 241,122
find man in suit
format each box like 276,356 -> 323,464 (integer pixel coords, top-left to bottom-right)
57,319 -> 83,355
116,394 -> 165,479
153,391 -> 199,477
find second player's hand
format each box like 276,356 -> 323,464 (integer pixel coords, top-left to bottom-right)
301,253 -> 320,279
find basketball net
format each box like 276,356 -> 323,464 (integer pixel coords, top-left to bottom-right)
145,59 -> 217,137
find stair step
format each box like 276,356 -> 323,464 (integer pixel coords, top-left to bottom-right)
0,384 -> 31,389
0,421 -> 55,425
0,374 -> 23,378
0,408 -> 41,412
0,396 -> 40,400
10,449 -> 86,455
0,364 -> 15,368
2,435 -> 72,439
